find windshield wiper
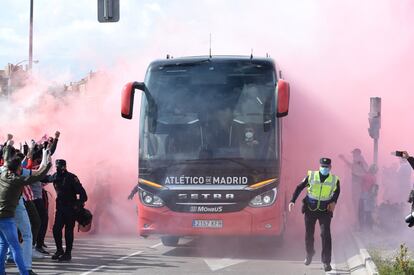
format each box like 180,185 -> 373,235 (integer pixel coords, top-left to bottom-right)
161,59 -> 211,68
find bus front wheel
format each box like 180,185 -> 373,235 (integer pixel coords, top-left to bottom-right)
161,236 -> 180,247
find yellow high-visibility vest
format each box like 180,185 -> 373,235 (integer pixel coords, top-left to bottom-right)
306,170 -> 339,211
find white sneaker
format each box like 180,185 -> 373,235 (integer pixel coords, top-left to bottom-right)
32,249 -> 45,259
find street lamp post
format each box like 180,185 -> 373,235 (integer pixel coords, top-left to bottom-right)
368,97 -> 381,167
29,0 -> 34,70
7,59 -> 39,99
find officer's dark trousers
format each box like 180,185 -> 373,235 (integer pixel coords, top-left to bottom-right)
304,210 -> 332,264
53,206 -> 76,254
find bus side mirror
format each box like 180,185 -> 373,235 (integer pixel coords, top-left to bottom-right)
276,79 -> 290,118
121,82 -> 145,119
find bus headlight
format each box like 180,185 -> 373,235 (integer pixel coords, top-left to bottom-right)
139,189 -> 165,207
249,188 -> 277,207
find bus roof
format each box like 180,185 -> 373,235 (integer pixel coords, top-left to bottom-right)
149,55 -> 276,68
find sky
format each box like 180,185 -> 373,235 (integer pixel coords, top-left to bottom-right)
0,0 -> 294,81
1,0 -> 414,234
0,0 -> 167,81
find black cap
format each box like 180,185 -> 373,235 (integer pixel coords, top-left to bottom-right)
320,158 -> 331,166
55,159 -> 66,167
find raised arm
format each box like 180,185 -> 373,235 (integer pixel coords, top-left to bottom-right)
36,148 -> 51,170
26,140 -> 36,161
40,174 -> 54,184
338,154 -> 352,167
22,162 -> 52,186
24,149 -> 52,180
48,131 -> 60,156
408,157 -> 414,170
128,184 -> 139,200
2,134 -> 15,163
402,151 -> 414,170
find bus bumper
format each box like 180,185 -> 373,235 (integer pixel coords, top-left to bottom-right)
137,203 -> 285,237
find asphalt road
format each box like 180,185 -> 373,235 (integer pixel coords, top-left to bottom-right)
4,232 -> 357,275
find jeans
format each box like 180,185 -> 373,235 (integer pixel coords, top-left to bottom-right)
14,197 -> 32,270
0,217 -> 28,275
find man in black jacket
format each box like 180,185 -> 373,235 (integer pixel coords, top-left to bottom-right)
42,159 -> 87,261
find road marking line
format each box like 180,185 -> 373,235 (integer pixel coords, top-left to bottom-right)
80,265 -> 107,275
204,258 -> 246,271
150,242 -> 162,248
116,250 -> 143,261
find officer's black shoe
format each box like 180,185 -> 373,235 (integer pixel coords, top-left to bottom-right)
51,250 -> 64,260
58,253 -> 72,262
323,263 -> 332,272
304,252 -> 315,265
28,270 -> 38,275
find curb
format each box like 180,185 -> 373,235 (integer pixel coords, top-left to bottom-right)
348,232 -> 379,275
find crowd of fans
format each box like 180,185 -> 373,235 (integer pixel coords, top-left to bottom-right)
339,148 -> 414,232
0,132 -> 88,275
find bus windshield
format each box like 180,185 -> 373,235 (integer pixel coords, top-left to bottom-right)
139,59 -> 278,162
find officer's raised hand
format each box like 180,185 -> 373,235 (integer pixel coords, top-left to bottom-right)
288,202 -> 295,212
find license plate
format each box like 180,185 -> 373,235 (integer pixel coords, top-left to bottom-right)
192,219 -> 223,228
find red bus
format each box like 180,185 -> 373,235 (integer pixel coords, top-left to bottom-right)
121,56 -> 290,246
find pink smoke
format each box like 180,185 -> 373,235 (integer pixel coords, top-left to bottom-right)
1,0 -> 413,238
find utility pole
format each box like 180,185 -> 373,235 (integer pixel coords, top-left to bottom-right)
29,0 -> 33,70
368,97 -> 381,167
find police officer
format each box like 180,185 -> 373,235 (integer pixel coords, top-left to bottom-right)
288,158 -> 340,272
43,159 -> 87,261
